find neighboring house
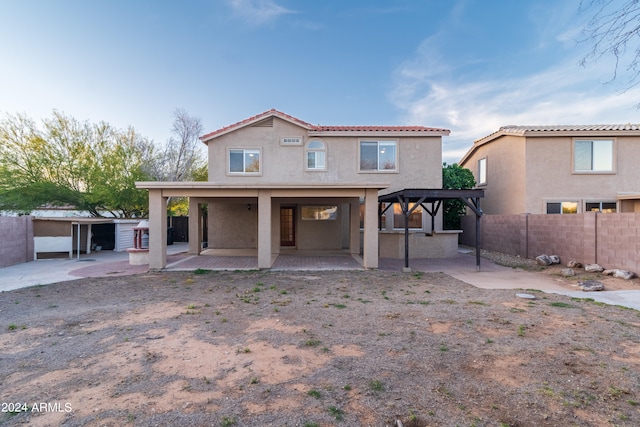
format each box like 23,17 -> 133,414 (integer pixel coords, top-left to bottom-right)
138,109 -> 452,269
459,125 -> 640,215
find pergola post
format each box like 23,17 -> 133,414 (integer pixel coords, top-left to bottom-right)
475,197 -> 481,271
403,197 -> 410,272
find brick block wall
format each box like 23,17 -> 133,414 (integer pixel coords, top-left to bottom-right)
461,212 -> 638,272
0,216 -> 34,268
597,213 -> 639,272
481,215 -> 523,256
527,213 -> 592,265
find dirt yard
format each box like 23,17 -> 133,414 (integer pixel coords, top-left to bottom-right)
1,265 -> 639,426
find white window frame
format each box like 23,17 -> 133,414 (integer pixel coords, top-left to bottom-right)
572,138 -> 615,174
358,140 -> 398,172
281,136 -> 302,146
228,148 -> 262,175
305,139 -> 327,171
478,157 -> 487,185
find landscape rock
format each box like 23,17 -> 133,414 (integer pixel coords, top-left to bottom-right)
603,269 -> 636,280
585,264 -> 605,273
561,268 -> 575,277
536,254 -> 561,266
578,280 -> 605,291
567,260 -> 582,268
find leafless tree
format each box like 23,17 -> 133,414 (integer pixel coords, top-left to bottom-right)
152,108 -> 205,181
579,0 -> 640,91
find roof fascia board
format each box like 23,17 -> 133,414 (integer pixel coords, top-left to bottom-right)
201,110 -> 315,143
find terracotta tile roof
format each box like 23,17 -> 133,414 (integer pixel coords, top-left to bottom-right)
313,125 -> 449,133
200,109 -> 315,141
460,123 -> 640,165
498,124 -> 640,133
200,109 -> 449,142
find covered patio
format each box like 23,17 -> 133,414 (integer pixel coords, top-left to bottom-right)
136,182 -> 387,270
164,248 -> 364,271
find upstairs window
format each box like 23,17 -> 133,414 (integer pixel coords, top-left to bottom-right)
306,140 -> 326,170
229,149 -> 261,174
359,140 -> 397,171
478,157 -> 487,185
574,139 -> 613,172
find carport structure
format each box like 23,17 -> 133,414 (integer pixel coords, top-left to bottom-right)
378,188 -> 484,270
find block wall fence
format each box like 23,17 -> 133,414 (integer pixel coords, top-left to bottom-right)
0,216 -> 34,268
460,212 -> 640,273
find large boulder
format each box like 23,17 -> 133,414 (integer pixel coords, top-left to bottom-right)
603,269 -> 636,280
536,254 -> 560,266
578,280 -> 605,291
585,264 -> 605,273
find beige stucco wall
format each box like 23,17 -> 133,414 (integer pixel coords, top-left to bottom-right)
208,197 -> 350,251
208,201 -> 258,249
204,116 -> 444,251
462,133 -> 640,215
525,135 -> 640,214
207,117 -> 443,193
461,135 -> 526,215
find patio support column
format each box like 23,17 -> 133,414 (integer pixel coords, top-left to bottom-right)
362,188 -> 379,269
86,224 -> 92,255
257,189 -> 272,268
188,197 -> 202,255
349,198 -> 360,255
148,189 -> 168,269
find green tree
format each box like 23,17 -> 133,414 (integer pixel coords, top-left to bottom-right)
442,163 -> 476,229
0,111 -> 154,217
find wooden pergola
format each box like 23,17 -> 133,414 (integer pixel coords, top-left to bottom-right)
378,188 -> 485,270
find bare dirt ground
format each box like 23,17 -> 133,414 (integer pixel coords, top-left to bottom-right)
1,261 -> 640,426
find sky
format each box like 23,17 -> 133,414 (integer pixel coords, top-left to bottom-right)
2,0 -> 640,164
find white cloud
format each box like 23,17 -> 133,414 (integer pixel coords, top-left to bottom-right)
227,0 -> 296,25
390,49 -> 640,164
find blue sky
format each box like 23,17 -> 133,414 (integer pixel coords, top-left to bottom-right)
1,0 -> 639,163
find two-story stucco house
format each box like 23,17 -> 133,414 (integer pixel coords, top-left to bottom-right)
138,109 -> 452,269
459,125 -> 640,215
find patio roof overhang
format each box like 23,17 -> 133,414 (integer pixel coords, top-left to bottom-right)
378,188 -> 485,271
136,182 -> 389,198
136,181 -> 390,270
